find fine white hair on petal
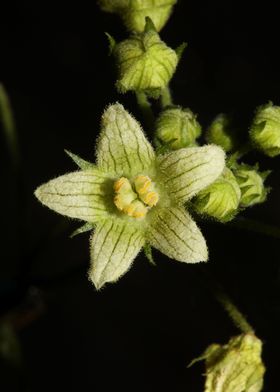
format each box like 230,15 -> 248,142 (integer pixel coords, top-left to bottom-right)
147,206 -> 208,263
89,219 -> 145,289
35,170 -> 109,222
157,145 -> 225,204
96,103 -> 155,177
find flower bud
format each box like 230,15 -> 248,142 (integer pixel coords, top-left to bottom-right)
99,0 -> 177,32
192,167 -> 241,222
192,334 -> 265,392
206,114 -> 239,152
113,18 -> 178,95
250,102 -> 280,157
155,107 -> 201,150
234,164 -> 270,207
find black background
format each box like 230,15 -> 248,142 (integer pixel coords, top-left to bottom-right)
0,1 -> 280,391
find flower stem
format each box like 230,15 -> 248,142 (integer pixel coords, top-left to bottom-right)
135,91 -> 155,132
161,86 -> 173,108
215,289 -> 254,334
229,216 -> 280,240
197,266 -> 254,334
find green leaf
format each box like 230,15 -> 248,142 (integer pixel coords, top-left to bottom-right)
147,206 -> 208,263
157,145 -> 225,204
89,219 -> 145,289
35,170 -> 110,222
97,103 -> 155,176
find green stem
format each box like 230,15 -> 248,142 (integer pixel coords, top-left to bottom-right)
215,290 -> 254,334
0,84 -> 20,169
135,91 -> 155,132
197,266 -> 254,334
161,86 -> 173,108
229,216 -> 280,240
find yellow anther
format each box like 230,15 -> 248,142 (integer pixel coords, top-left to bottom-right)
142,191 -> 159,207
124,201 -> 147,218
134,175 -> 159,207
134,175 -> 152,194
113,175 -> 158,219
114,177 -> 131,193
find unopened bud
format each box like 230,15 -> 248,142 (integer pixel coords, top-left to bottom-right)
206,114 -> 239,152
250,102 -> 280,157
99,0 -> 177,32
113,18 -> 178,95
155,107 -> 201,150
190,334 -> 265,392
192,168 -> 241,222
234,164 -> 270,207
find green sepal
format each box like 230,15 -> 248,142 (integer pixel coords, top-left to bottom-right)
154,137 -> 178,154
105,32 -> 116,54
70,222 -> 94,238
175,42 -> 187,61
65,150 -> 95,171
143,243 -> 156,266
144,16 -> 157,33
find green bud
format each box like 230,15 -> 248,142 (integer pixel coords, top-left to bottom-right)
192,167 -> 241,222
191,334 -> 265,392
155,107 -> 201,150
234,164 -> 270,207
113,18 -> 178,95
206,114 -> 238,152
250,102 -> 280,157
99,0 -> 177,32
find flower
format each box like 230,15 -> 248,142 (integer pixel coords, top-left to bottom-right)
35,103 -> 225,289
249,102 -> 280,157
190,333 -> 265,392
155,107 -> 201,150
192,168 -> 241,222
98,0 -> 177,33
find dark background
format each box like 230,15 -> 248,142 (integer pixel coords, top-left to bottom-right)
1,1 -> 280,390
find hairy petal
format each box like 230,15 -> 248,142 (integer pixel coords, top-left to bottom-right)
157,145 -> 225,203
147,206 -> 208,262
97,103 -> 155,176
35,170 -> 110,222
89,219 -> 145,289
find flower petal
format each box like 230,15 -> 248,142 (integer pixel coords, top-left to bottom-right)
147,206 -> 208,262
35,170 -> 110,222
89,219 -> 144,289
157,145 -> 225,203
97,103 -> 155,176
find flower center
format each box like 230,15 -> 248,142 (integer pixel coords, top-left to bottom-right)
113,175 -> 159,218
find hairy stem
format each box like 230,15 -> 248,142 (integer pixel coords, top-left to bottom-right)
161,86 -> 173,108
135,91 -> 155,132
215,290 -> 254,334
197,266 -> 254,334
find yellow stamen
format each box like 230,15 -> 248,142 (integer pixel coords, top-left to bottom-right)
143,191 -> 159,207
